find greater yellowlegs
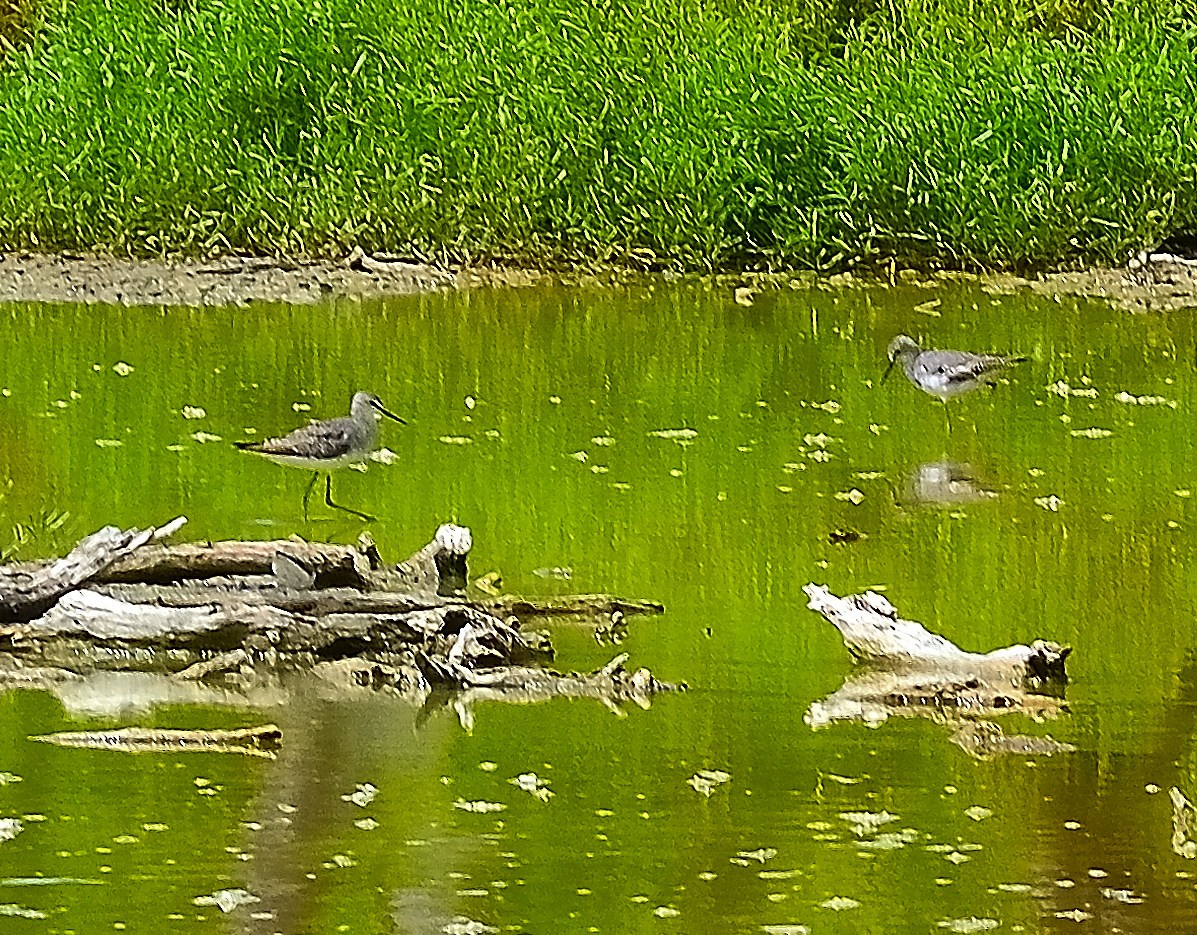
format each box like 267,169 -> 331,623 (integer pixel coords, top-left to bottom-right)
235,391 -> 406,521
883,334 -> 1027,401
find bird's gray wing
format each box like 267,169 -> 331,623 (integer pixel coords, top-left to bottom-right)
258,417 -> 355,458
925,351 -> 1005,385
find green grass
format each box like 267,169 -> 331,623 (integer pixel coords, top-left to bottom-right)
0,0 -> 36,56
0,0 -> 1193,269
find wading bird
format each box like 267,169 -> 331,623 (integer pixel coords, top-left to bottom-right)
883,334 -> 1027,401
235,391 -> 406,521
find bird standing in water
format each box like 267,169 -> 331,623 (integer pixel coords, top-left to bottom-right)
882,334 -> 1027,430
235,391 -> 406,521
883,334 -> 1027,400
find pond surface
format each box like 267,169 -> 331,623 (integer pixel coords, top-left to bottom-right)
0,278 -> 1195,933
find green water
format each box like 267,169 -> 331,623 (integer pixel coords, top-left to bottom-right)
0,280 -> 1195,933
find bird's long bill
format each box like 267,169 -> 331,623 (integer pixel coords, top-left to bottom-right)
881,357 -> 896,384
372,401 -> 407,424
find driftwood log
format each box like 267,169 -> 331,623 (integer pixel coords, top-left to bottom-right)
804,584 -> 1074,759
1171,787 -> 1197,859
0,519 -> 678,727
0,517 -> 187,621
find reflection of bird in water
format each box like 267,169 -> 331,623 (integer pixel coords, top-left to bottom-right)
903,461 -> 998,507
235,391 -> 406,522
883,334 -> 1027,401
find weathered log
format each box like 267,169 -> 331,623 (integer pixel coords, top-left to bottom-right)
3,520 -> 658,639
0,638 -> 202,679
15,523 -> 472,596
97,539 -> 371,588
382,524 -> 472,596
804,584 -> 1072,756
6,590 -> 536,669
803,584 -> 1069,680
0,658 -> 82,685
6,588 -> 295,645
94,582 -> 443,616
0,517 -> 186,622
1171,787 -> 1197,859
30,724 -> 282,758
91,583 -> 663,628
0,519 -> 672,712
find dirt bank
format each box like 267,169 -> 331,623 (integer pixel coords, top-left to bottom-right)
1009,253 -> 1197,313
1,249 -> 1196,309
0,251 -> 460,306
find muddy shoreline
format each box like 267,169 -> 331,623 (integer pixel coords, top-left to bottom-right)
1009,253 -> 1197,313
1,249 -> 1196,310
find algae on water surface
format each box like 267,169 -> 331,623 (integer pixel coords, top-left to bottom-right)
0,281 -> 1193,930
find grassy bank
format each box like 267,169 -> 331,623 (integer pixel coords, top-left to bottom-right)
0,0 -> 1193,269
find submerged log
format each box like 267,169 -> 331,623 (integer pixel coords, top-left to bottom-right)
949,721 -> 1076,760
0,653 -> 683,730
804,667 -> 1069,729
30,724 -> 283,758
0,664 -> 287,717
804,584 -> 1073,757
433,654 -> 684,730
485,594 -> 664,620
452,652 -> 668,695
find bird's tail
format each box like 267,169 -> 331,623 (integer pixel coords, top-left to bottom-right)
233,441 -> 263,451
980,354 -> 1027,371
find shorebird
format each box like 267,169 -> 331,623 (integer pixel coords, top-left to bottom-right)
235,391 -> 405,521
883,334 -> 1027,402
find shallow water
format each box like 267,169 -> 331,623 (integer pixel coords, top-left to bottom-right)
0,279 -> 1196,932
